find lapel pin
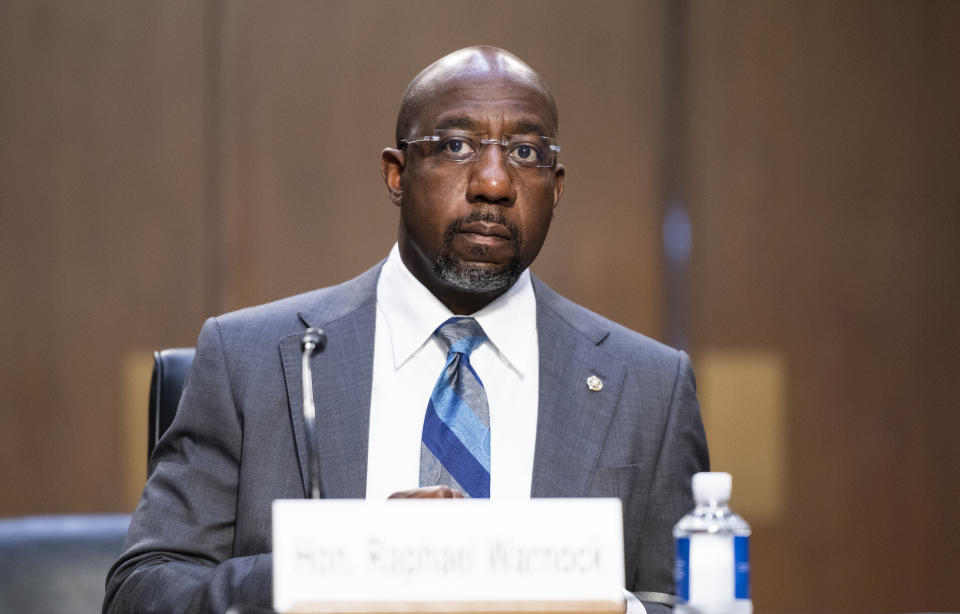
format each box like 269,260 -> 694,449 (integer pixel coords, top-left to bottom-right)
586,375 -> 603,391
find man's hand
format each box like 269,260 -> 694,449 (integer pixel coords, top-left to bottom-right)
387,485 -> 464,498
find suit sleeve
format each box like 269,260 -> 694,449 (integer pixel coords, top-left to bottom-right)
103,317 -> 273,614
632,350 -> 710,599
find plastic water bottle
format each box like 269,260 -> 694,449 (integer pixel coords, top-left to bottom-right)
673,472 -> 752,614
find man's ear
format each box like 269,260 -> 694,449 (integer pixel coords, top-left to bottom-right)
381,148 -> 405,206
552,163 -> 565,214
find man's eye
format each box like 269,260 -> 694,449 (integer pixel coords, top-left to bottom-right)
440,138 -> 475,155
509,143 -> 542,163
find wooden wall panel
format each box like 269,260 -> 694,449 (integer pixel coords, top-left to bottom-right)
684,1 -> 960,611
0,0 -> 667,513
0,1 -> 209,514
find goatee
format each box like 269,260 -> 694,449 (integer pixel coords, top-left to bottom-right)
434,212 -> 523,294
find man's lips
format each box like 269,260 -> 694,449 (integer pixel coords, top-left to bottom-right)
456,221 -> 513,242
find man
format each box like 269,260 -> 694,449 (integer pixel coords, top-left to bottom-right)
104,46 -> 708,614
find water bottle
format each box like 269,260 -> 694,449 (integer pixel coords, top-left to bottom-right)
673,472 -> 752,614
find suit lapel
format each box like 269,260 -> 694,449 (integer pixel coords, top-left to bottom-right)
530,277 -> 625,498
279,266 -> 380,498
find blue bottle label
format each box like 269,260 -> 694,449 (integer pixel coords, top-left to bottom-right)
675,537 -> 691,602
675,534 -> 749,602
734,535 -> 750,599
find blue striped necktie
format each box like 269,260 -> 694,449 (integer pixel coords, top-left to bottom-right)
420,317 -> 490,498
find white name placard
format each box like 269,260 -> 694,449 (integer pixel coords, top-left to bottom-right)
272,498 -> 625,612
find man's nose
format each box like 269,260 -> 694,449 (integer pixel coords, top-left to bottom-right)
466,144 -> 517,206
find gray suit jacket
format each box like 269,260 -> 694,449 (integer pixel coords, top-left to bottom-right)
104,264 -> 708,614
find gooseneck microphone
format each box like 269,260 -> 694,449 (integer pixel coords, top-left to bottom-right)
300,327 -> 327,499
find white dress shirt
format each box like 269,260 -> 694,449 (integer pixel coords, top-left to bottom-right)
364,245 -> 645,613
365,244 -> 539,500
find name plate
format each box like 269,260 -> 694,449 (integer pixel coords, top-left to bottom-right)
273,498 -> 625,613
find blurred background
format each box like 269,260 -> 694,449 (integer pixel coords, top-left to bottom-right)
1,1 -> 958,612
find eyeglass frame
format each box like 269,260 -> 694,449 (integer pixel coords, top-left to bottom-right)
399,129 -> 561,169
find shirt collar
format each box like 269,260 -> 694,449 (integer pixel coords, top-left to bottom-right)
376,243 -> 537,375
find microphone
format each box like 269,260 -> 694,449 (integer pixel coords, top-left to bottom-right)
300,327 -> 327,499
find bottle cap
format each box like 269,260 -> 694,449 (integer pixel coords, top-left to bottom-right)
692,471 -> 732,504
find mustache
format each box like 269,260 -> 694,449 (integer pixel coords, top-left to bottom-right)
446,211 -> 520,241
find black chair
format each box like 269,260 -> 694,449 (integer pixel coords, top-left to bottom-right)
148,347 -> 195,472
0,514 -> 130,614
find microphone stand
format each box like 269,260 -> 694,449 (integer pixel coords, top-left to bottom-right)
300,327 -> 326,499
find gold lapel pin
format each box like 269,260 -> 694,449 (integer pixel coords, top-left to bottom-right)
586,375 -> 603,391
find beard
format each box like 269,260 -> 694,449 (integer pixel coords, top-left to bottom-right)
434,211 -> 524,294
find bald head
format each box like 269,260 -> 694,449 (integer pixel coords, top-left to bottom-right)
395,46 -> 558,147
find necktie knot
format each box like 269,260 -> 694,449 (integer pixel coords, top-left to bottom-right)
435,317 -> 486,356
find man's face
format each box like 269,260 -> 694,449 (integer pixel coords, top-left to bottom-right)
386,72 -> 565,312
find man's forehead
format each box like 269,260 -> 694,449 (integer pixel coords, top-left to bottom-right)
410,75 -> 558,136
432,113 -> 549,134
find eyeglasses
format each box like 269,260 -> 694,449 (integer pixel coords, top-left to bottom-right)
400,129 -> 561,169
